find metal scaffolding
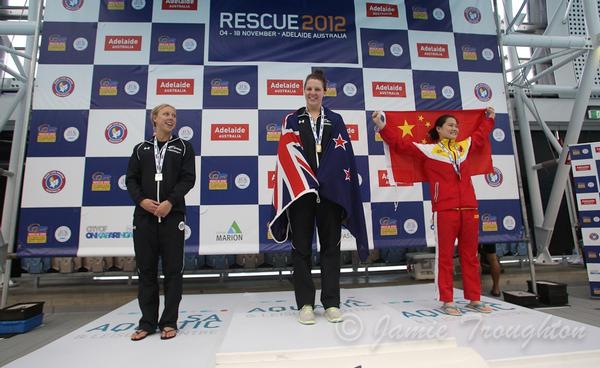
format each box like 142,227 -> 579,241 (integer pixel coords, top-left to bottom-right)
0,0 -> 42,308
496,0 -> 600,270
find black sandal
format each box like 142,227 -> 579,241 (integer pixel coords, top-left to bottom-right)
160,327 -> 177,340
130,329 -> 152,341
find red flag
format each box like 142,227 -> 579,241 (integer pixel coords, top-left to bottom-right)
382,109 -> 493,183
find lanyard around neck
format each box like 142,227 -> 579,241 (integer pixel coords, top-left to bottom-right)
308,107 -> 324,147
153,136 -> 170,175
438,141 -> 461,178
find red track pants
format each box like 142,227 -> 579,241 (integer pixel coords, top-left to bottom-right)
434,209 -> 481,302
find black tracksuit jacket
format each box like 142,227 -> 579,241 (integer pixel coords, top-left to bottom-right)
126,135 -> 196,216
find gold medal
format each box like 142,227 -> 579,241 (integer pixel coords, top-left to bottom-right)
316,144 -> 322,153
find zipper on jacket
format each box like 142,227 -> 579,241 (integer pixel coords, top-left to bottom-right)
434,182 -> 439,203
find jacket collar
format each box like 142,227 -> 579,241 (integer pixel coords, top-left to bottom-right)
298,106 -> 331,124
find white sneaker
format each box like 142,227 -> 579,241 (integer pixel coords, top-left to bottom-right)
298,305 -> 316,325
324,307 -> 343,323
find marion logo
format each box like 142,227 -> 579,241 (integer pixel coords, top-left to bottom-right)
346,124 -> 359,141
42,170 -> 66,193
366,2 -> 399,17
162,0 -> 198,10
576,164 -> 592,171
372,82 -> 406,97
267,79 -> 303,96
52,76 -> 75,97
63,0 -> 84,11
104,36 -> 142,51
105,122 -> 128,144
211,124 -> 249,141
417,43 -> 449,58
48,34 -> 67,52
157,79 -> 194,95
216,221 -> 243,242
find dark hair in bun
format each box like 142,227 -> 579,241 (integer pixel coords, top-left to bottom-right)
305,69 -> 327,90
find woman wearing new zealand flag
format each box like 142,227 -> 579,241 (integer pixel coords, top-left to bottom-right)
126,104 -> 196,341
269,70 -> 369,325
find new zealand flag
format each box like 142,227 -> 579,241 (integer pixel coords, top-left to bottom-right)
269,108 -> 369,261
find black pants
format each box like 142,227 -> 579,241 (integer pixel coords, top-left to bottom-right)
288,193 -> 342,309
133,212 -> 184,332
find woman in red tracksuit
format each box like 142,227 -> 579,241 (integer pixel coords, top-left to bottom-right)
372,107 -> 495,316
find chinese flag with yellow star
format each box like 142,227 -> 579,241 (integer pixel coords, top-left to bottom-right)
383,108 -> 493,183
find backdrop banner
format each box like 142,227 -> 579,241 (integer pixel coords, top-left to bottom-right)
18,0 -> 523,257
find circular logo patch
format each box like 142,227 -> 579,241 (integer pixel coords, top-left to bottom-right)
55,226 -> 72,242
63,127 -> 80,142
42,170 -> 66,193
236,81 -> 251,95
105,122 -> 128,144
235,173 -> 251,189
474,83 -> 492,102
73,37 -> 88,51
52,76 -> 75,97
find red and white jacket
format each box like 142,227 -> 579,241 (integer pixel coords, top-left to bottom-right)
379,116 -> 494,212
